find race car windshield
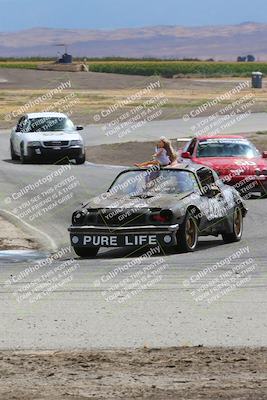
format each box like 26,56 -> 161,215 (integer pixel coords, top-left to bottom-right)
197,140 -> 260,158
109,170 -> 199,196
26,117 -> 75,132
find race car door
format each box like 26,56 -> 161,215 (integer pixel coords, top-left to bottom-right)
196,167 -> 228,231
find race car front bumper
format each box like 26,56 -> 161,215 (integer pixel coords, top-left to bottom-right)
224,175 -> 267,194
68,224 -> 179,248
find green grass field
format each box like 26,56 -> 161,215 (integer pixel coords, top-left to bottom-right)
89,61 -> 267,77
0,60 -> 267,77
0,61 -> 41,69
88,61 -> 267,77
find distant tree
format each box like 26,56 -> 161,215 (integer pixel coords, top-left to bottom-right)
237,56 -> 247,62
247,54 -> 255,62
181,58 -> 201,61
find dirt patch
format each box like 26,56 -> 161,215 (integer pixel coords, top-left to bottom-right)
0,215 -> 38,250
250,132 -> 267,151
86,140 -> 179,166
0,347 -> 266,399
85,135 -> 267,166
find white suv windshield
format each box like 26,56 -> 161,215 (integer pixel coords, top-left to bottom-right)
26,117 -> 75,132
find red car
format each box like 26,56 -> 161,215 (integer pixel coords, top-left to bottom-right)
180,135 -> 267,195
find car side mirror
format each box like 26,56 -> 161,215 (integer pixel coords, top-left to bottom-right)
76,126 -> 84,131
181,151 -> 191,159
262,151 -> 267,159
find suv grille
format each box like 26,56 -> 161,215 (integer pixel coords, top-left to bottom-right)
43,141 -> 69,147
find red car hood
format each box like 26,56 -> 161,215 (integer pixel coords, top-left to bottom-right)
193,157 -> 267,175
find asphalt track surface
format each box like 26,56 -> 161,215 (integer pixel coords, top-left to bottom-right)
0,126 -> 266,350
83,112 -> 267,145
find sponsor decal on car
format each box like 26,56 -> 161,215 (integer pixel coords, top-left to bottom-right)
71,234 -> 175,247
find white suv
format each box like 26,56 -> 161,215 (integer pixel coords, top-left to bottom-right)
10,112 -> 86,164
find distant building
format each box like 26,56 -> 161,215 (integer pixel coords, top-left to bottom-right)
57,53 -> 73,64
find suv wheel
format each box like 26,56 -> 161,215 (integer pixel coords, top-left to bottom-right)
20,143 -> 31,164
10,141 -> 19,160
76,155 -> 86,165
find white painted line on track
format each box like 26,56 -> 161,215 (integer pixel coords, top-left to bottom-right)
0,209 -> 58,253
85,161 -> 127,169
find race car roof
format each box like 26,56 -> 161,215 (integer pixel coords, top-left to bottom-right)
197,134 -> 245,141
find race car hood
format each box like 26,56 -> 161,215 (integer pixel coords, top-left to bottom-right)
193,157 -> 267,175
25,131 -> 83,142
85,191 -> 194,211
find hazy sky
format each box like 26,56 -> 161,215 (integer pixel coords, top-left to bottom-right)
0,0 -> 267,31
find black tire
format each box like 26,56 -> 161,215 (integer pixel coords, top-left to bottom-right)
20,143 -> 31,164
73,246 -> 99,258
176,212 -> 198,252
10,141 -> 19,160
76,155 -> 86,165
260,188 -> 267,198
222,207 -> 243,243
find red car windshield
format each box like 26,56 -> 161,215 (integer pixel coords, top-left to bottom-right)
196,139 -> 260,158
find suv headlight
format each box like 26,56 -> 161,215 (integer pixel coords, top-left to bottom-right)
28,141 -> 41,146
70,140 -> 83,146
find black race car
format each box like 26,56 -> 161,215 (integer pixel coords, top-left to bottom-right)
68,164 -> 247,258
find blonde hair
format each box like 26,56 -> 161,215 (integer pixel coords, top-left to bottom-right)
160,137 -> 177,163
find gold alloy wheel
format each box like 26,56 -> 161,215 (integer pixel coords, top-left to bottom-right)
185,217 -> 197,249
233,208 -> 243,238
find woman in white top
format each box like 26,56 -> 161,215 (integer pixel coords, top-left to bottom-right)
135,136 -> 177,168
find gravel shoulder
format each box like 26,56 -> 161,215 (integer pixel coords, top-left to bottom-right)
0,215 -> 38,250
0,347 -> 266,400
85,140 -> 173,166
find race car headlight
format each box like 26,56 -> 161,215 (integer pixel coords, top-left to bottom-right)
70,140 -> 83,146
255,169 -> 261,176
28,141 -> 41,147
255,168 -> 267,176
72,210 -> 87,224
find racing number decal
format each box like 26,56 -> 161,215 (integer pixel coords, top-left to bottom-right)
235,160 -> 256,166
